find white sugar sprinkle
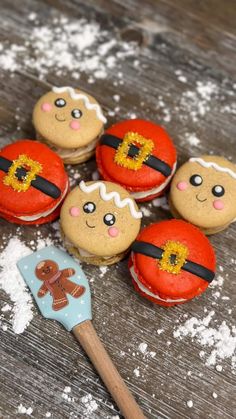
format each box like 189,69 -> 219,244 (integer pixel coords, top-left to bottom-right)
0,236 -> 52,334
0,238 -> 34,334
17,405 -> 33,415
81,394 -> 98,415
138,342 -> 147,354
174,311 -> 236,371
0,15 -> 137,81
99,266 -> 108,277
184,133 -> 201,147
133,367 -> 140,377
140,206 -> 152,217
186,400 -> 193,408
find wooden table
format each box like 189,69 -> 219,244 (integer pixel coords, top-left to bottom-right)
0,1 -> 235,418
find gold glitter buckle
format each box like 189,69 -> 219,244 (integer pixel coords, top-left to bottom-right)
3,154 -> 42,192
114,131 -> 154,171
159,241 -> 189,275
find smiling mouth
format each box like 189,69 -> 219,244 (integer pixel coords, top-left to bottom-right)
55,114 -> 66,122
196,194 -> 207,203
86,220 -> 96,229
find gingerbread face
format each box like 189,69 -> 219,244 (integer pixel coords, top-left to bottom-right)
33,87 -> 105,149
170,156 -> 236,230
35,260 -> 59,281
60,181 -> 142,257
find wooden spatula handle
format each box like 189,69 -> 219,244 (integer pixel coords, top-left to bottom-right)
73,320 -> 146,419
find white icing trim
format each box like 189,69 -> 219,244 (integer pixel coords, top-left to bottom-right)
52,86 -> 107,124
131,161 -> 177,199
130,262 -> 186,303
79,181 -> 142,219
17,181 -> 69,221
189,157 -> 236,180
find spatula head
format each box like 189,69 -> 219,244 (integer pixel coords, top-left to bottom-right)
17,245 -> 92,331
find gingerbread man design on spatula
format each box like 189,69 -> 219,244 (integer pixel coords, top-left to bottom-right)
35,259 -> 85,310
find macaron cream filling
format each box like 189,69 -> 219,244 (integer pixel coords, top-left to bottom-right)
130,258 -> 186,303
18,181 -> 69,221
131,162 -> 177,199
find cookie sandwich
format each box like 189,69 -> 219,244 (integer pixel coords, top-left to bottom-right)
129,219 -> 216,306
33,86 -> 106,164
169,155 -> 236,234
60,180 -> 142,265
0,140 -> 69,224
96,119 -> 177,201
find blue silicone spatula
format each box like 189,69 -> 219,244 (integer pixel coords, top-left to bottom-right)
17,245 -> 145,419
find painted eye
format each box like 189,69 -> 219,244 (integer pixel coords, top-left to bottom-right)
55,98 -> 66,107
103,213 -> 116,226
190,174 -> 203,186
83,202 -> 96,213
212,185 -> 225,197
71,109 -> 83,119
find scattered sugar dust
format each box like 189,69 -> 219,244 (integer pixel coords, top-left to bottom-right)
174,310 -> 236,372
0,14 -> 138,81
17,404 -> 33,415
0,236 -> 52,334
80,394 -> 98,416
183,132 -> 201,147
140,206 -> 152,217
99,266 -> 108,278
152,196 -> 169,211
138,342 -> 156,359
61,386 -> 74,403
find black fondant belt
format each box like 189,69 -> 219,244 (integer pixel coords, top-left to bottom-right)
0,156 -> 61,199
131,241 -> 215,283
100,134 -> 172,177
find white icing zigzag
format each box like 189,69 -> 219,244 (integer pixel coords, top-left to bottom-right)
79,181 -> 142,219
52,86 -> 107,124
189,157 -> 236,180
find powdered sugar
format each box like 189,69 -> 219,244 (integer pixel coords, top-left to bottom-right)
61,386 -> 74,403
183,133 -> 201,147
0,238 -> 34,334
80,394 -> 98,416
0,236 -> 52,334
138,342 -> 156,359
174,310 -> 236,371
17,404 -> 33,415
0,15 -> 138,81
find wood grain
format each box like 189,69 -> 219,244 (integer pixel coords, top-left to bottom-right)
0,0 -> 236,418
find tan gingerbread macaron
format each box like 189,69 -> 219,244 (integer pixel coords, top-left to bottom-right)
60,180 -> 142,265
169,155 -> 236,234
33,86 -> 106,164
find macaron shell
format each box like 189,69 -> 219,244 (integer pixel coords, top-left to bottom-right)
1,203 -> 62,225
60,181 -> 141,257
96,119 -> 177,191
131,219 -> 215,301
130,267 -> 185,306
33,89 -> 104,149
0,140 -> 68,218
169,156 -> 236,232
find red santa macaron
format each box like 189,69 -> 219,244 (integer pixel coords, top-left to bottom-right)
129,219 -> 216,306
96,119 -> 177,201
0,140 -> 69,224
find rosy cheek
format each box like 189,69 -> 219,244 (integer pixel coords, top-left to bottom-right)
70,120 -> 80,130
41,102 -> 52,112
176,181 -> 188,191
108,227 -> 119,237
213,200 -> 224,210
69,207 -> 80,217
